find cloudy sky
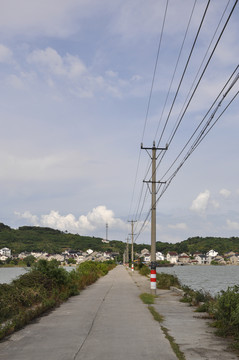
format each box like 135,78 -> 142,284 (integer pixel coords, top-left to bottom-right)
0,0 -> 238,245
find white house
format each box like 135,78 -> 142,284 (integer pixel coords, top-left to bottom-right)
206,249 -> 218,258
86,249 -> 94,255
206,249 -> 218,263
178,253 -> 190,264
195,254 -> 207,265
156,252 -> 165,261
166,252 -> 178,264
0,247 -> 11,257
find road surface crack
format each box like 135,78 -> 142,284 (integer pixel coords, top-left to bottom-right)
73,281 -> 114,359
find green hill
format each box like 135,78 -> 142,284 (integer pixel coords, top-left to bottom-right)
0,223 -> 239,257
0,224 -> 119,254
156,236 -> 239,255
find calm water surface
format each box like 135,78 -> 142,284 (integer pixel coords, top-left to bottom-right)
157,265 -> 239,296
0,266 -> 74,285
0,267 -> 28,284
1,265 -> 239,296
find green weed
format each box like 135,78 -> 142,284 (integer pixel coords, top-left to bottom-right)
139,293 -> 155,304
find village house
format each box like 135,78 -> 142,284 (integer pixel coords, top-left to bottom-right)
213,255 -> 226,265
195,254 -> 207,265
101,239 -> 109,244
156,252 -> 165,261
139,250 -> 164,263
143,253 -> 151,263
226,254 -> 239,265
206,249 -> 218,263
166,251 -> 178,264
178,253 -> 190,264
0,247 -> 11,257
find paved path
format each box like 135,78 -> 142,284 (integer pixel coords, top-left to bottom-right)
130,270 -> 239,360
0,266 -> 177,360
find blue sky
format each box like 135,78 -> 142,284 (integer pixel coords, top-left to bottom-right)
0,0 -> 238,244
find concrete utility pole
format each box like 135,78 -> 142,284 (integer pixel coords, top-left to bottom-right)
106,223 -> 108,241
126,237 -> 129,267
128,220 -> 136,271
123,251 -> 126,265
141,141 -> 167,294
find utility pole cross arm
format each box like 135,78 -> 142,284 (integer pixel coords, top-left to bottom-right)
141,141 -> 168,294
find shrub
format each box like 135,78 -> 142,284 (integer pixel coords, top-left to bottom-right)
181,287 -> 212,308
137,264 -> 150,276
0,260 -> 115,340
213,285 -> 239,338
157,273 -> 180,289
32,259 -> 70,286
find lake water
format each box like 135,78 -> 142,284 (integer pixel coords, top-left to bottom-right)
157,265 -> 239,296
0,267 -> 28,284
0,266 -> 75,285
1,265 -> 239,296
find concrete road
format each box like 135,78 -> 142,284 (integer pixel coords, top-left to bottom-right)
130,270 -> 239,360
153,288 -> 239,360
0,266 -> 177,360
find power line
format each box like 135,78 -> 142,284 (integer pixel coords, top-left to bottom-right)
166,0 -> 238,149
154,0 -> 198,143
154,0 -> 238,179
165,0 -> 232,148
157,70 -> 239,203
156,0 -> 211,148
129,1 -> 239,243
160,65 -> 239,181
135,68 -> 239,241
127,0 -> 169,224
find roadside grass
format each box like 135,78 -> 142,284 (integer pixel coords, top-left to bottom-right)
139,292 -> 155,304
148,305 -> 164,323
161,325 -> 186,360
134,264 -> 150,276
139,293 -> 184,360
138,267 -> 239,354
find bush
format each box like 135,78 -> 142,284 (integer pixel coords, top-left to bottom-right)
181,287 -> 212,308
32,259 -> 70,286
0,260 -> 115,340
157,273 -> 180,289
213,285 -> 239,338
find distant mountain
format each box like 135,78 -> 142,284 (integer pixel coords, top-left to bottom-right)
0,223 -> 238,257
156,236 -> 239,255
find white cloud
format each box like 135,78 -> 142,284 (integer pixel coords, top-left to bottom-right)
0,0 -> 101,38
14,211 -> 39,225
15,206 -> 127,234
27,47 -> 87,78
0,44 -> 12,63
105,70 -> 118,78
26,47 -> 132,98
168,223 -> 188,230
0,151 -> 93,182
27,47 -> 65,76
211,200 -> 220,209
219,188 -> 231,198
190,190 -> 210,214
226,219 -> 239,230
6,74 -> 25,89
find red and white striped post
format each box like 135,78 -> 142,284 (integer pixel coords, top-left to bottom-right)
150,262 -> 157,293
131,263 -> 134,272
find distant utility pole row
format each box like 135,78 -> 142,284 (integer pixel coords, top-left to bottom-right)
128,220 -> 136,271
